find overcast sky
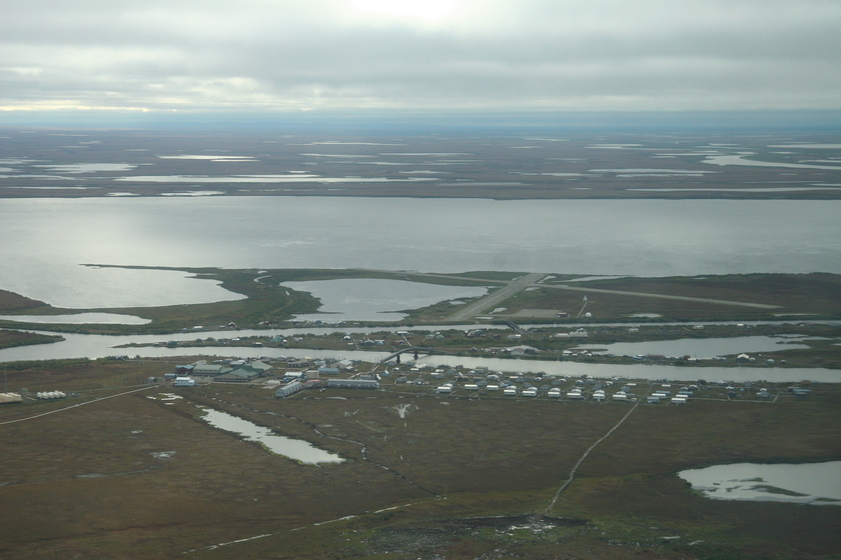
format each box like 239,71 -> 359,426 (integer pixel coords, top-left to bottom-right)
1,0 -> 840,119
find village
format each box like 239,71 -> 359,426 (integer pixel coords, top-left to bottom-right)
159,352 -> 795,406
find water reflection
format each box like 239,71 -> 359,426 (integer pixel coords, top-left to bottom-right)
2,199 -> 840,288
0,263 -> 244,309
284,278 -> 488,321
679,462 -> 841,506
1,322 -> 839,383
0,313 -> 150,325
576,335 -> 812,358
200,407 -> 344,464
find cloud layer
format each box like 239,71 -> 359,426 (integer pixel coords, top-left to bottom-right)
2,0 -> 840,114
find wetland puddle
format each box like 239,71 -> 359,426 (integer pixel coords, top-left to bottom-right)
199,407 -> 344,464
576,335 -> 812,358
679,461 -> 841,506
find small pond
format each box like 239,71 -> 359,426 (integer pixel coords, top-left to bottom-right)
679,461 -> 841,506
199,407 -> 344,464
283,278 -> 488,322
576,335 -> 813,359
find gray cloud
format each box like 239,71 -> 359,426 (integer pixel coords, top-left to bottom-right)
1,0 -> 839,114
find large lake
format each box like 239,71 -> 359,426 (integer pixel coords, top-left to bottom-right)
1,197 -> 840,308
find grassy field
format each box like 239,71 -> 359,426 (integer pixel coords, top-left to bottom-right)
0,360 -> 838,559
4,269 -> 840,369
0,330 -> 63,350
0,289 -> 45,312
1,270 -> 839,337
501,273 -> 841,322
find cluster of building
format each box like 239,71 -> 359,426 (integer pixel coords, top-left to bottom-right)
554,329 -> 589,338
161,356 -> 380,398
0,392 -> 22,404
429,372 -> 784,404
169,359 -> 275,383
36,391 -> 66,400
2,391 -> 67,403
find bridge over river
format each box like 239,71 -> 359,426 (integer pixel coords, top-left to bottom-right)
380,346 -> 434,363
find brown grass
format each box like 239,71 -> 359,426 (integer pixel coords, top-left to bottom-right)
0,362 -> 839,559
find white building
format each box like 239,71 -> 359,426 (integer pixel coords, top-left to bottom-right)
275,381 -> 304,398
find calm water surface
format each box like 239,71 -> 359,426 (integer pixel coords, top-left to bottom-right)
1,328 -> 837,382
0,313 -> 150,325
679,462 -> 841,506
1,197 -> 840,308
284,279 -> 489,321
576,335 -> 813,358
199,407 -> 344,464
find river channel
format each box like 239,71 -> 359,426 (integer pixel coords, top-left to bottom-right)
2,326 -> 838,383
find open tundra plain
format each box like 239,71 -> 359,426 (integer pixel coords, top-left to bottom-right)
1,128 -> 840,559
0,359 -> 840,560
1,129 -> 840,200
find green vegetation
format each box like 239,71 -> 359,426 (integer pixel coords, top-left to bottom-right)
2,270 -> 839,337
2,269 -> 840,368
0,289 -> 45,312
0,330 -> 63,350
513,273 -> 841,321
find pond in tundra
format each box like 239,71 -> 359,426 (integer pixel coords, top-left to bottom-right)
283,278 -> 489,321
679,461 -> 841,506
199,407 -> 344,464
574,335 -> 814,359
